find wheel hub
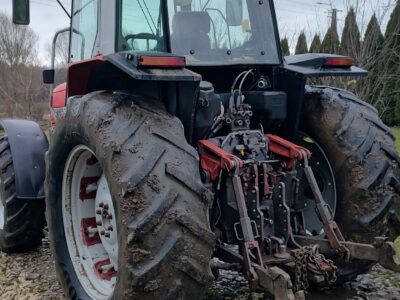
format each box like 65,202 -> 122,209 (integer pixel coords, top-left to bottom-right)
62,145 -> 118,299
95,175 -> 118,268
295,132 -> 337,236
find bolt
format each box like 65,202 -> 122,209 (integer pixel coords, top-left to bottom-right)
108,225 -> 113,231
107,214 -> 113,220
104,204 -> 109,210
252,189 -> 256,194
100,230 -> 105,236
105,232 -> 111,238
99,202 -> 104,208
96,209 -> 102,215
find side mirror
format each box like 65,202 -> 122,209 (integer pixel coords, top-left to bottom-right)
43,70 -> 55,84
12,0 -> 30,25
226,0 -> 243,26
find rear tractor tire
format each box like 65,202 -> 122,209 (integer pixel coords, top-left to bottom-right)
46,91 -> 215,299
0,135 -> 45,252
300,86 -> 400,282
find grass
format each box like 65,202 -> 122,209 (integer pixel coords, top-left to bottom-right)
392,127 -> 400,153
391,128 -> 400,261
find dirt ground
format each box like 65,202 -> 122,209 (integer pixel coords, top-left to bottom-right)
0,243 -> 399,300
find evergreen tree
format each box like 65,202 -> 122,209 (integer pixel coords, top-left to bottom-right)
295,32 -> 308,54
309,34 -> 322,53
321,9 -> 340,53
356,14 -> 384,106
341,7 -> 361,61
374,2 -> 400,125
362,14 -> 384,68
281,37 -> 290,56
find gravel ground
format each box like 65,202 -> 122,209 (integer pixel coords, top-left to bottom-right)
0,244 -> 398,300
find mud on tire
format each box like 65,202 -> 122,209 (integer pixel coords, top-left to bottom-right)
46,91 -> 215,299
0,135 -> 45,252
301,86 -> 400,282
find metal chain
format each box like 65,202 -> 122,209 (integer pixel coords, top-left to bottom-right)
293,245 -> 337,292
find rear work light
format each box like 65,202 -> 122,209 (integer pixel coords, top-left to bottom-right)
323,57 -> 353,68
138,55 -> 186,68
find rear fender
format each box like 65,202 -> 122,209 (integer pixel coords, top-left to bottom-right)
283,53 -> 367,78
66,52 -> 201,142
0,119 -> 48,200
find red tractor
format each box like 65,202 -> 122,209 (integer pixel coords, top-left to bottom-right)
1,0 -> 399,299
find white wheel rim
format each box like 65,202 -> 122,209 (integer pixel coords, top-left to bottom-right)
62,145 -> 117,299
0,177 -> 4,230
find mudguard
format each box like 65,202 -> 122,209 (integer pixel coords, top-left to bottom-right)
283,53 -> 368,78
0,119 -> 48,200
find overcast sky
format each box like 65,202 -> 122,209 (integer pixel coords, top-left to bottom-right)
0,0 -> 396,65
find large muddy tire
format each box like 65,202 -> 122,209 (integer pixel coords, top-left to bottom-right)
46,91 -> 214,299
0,135 -> 45,252
301,86 -> 400,282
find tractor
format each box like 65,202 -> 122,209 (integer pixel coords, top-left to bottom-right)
1,0 -> 399,299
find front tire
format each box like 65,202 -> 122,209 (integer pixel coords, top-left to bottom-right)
0,135 -> 45,252
46,91 -> 214,299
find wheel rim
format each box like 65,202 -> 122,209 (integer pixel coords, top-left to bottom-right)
295,132 -> 337,236
62,145 -> 117,299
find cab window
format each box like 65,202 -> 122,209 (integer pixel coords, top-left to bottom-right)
70,0 -> 99,61
118,0 -> 166,52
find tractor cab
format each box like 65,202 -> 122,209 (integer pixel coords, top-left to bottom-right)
116,0 -> 281,66
66,0 -> 282,66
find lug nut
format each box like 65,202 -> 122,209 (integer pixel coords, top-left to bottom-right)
99,202 -> 104,208
96,220 -> 102,226
107,225 -> 113,231
107,214 -> 113,220
100,230 -> 105,236
96,209 -> 102,215
103,204 -> 109,210
105,232 -> 111,238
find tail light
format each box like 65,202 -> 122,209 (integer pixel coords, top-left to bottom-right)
323,57 -> 353,68
138,55 -> 186,68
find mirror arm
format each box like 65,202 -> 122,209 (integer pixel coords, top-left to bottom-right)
56,0 -> 71,19
48,27 -> 70,99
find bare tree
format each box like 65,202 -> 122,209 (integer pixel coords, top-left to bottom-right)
0,12 -> 44,119
54,31 -> 70,67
